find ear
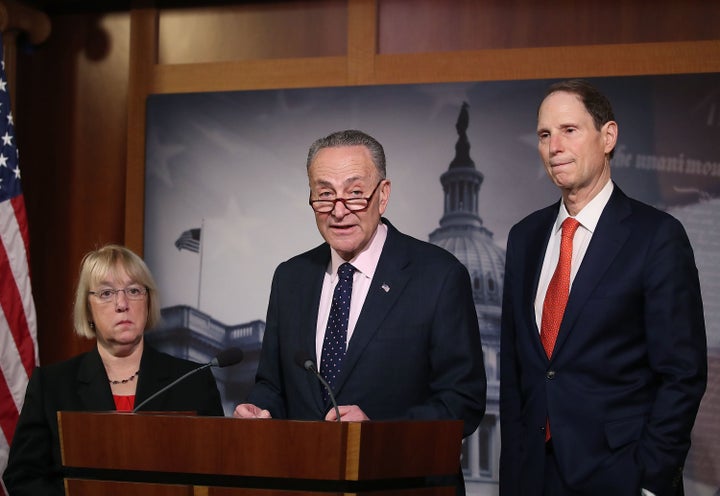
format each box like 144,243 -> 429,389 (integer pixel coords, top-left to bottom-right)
378,180 -> 391,215
602,120 -> 618,155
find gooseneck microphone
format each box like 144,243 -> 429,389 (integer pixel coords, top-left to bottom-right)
209,347 -> 245,368
132,348 -> 244,413
294,351 -> 341,422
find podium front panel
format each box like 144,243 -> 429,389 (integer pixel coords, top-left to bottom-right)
59,412 -> 463,495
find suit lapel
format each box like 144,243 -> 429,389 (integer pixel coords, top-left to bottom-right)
524,206 -> 558,360
76,348 -> 116,410
300,247 -> 332,411
134,346 -> 175,406
552,187 -> 632,359
333,221 -> 411,397
303,260 -> 326,367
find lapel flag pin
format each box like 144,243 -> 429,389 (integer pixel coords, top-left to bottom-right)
381,283 -> 390,293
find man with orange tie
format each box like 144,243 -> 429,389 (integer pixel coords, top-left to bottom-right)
499,79 -> 707,496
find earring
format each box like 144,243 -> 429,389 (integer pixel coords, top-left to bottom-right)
89,322 -> 95,329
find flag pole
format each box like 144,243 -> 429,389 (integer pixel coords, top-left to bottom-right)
197,218 -> 205,310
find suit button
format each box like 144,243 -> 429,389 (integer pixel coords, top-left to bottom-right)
546,370 -> 556,380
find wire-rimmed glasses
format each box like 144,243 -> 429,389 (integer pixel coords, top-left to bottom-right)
88,285 -> 148,303
309,180 -> 384,213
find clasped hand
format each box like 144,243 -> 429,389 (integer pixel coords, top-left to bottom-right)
233,403 -> 369,421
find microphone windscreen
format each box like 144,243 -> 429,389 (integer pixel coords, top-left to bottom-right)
213,347 -> 244,368
294,351 -> 314,371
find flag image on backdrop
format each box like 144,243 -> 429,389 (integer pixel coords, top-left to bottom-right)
0,38 -> 38,494
174,227 -> 201,253
174,225 -> 205,309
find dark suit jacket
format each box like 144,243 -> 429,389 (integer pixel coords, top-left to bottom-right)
499,185 -> 707,496
3,345 -> 224,496
247,219 -> 486,436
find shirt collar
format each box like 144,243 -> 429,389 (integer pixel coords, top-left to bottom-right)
555,179 -> 614,233
329,222 -> 388,281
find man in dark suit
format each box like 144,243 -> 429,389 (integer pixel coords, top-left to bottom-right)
234,129 -> 486,491
499,79 -> 707,496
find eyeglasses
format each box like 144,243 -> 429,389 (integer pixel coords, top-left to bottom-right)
89,285 -> 148,303
309,180 -> 384,214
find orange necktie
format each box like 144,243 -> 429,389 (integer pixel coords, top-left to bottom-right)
541,217 -> 580,441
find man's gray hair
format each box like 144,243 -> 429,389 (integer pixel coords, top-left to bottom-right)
306,129 -> 386,179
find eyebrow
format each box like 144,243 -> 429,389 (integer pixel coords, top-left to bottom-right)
536,123 -> 578,134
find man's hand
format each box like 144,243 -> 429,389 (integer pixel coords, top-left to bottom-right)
324,405 -> 369,422
233,403 -> 272,419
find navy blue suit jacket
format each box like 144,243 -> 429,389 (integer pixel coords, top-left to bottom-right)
247,219 -> 486,436
3,345 -> 224,496
499,184 -> 707,496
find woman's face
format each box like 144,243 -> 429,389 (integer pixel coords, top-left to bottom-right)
88,264 -> 148,355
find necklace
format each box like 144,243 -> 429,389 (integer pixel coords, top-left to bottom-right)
108,370 -> 139,385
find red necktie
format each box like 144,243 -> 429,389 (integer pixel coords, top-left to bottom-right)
541,217 -> 580,441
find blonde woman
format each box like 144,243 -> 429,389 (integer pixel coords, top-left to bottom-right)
4,244 -> 223,496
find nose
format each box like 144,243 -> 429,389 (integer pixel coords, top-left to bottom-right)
548,133 -> 563,155
330,199 -> 351,218
114,290 -> 129,311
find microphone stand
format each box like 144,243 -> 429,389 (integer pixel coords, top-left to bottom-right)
132,363 -> 211,413
315,368 -> 341,422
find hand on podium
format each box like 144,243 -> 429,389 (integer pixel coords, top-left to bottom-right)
324,404 -> 369,422
233,403 -> 272,419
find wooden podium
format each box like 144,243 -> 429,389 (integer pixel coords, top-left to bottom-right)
58,412 -> 464,496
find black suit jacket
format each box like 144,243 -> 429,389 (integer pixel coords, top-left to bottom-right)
499,185 -> 707,496
3,345 -> 224,496
247,219 -> 486,436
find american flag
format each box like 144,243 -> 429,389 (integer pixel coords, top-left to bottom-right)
175,227 -> 201,253
0,38 -> 38,491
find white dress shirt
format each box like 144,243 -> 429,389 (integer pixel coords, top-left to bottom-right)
534,180 -> 614,331
315,222 -> 388,362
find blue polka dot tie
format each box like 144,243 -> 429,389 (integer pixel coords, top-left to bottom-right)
320,262 -> 355,403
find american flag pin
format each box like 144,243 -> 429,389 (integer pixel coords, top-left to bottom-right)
381,283 -> 390,293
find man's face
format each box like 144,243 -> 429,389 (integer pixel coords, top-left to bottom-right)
537,91 -> 616,195
308,145 -> 390,261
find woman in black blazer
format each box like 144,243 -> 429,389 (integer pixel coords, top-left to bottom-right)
3,244 -> 224,496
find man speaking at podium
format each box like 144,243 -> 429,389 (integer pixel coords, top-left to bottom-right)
234,130 -> 486,493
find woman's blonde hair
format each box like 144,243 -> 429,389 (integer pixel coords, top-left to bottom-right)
73,244 -> 161,338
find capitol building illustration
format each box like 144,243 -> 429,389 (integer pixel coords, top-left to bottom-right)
147,102 -> 505,493
429,102 -> 503,489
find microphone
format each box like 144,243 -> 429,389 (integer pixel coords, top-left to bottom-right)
294,351 -> 341,422
210,347 -> 244,368
132,348 -> 244,413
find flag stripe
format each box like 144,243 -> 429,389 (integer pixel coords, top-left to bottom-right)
0,373 -> 19,445
0,199 -> 36,377
11,195 -> 31,271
